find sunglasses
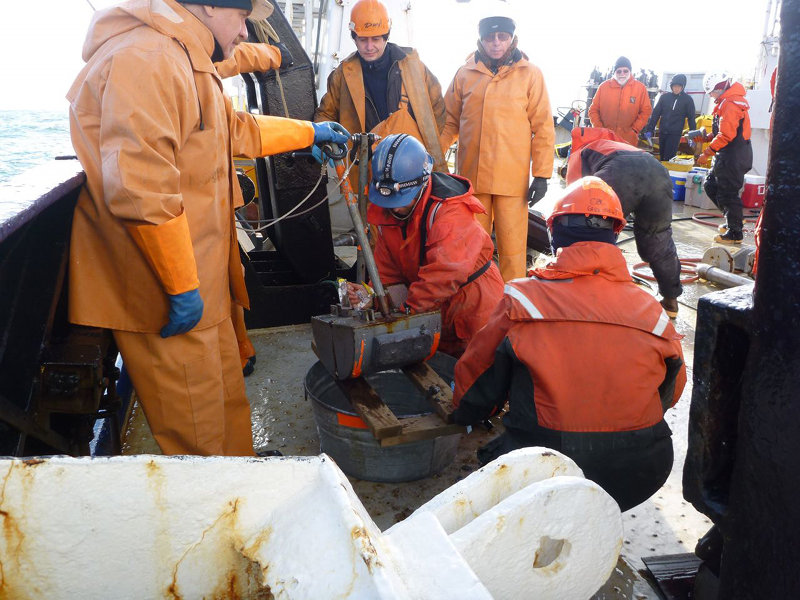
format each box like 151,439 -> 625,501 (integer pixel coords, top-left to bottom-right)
481,32 -> 512,43
615,68 -> 630,75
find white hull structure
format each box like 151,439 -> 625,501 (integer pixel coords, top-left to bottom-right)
0,448 -> 622,599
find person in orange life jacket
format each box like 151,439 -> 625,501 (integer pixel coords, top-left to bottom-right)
314,0 -> 446,187
696,73 -> 753,245
67,0 -> 349,456
440,15 -> 555,282
346,134 -> 504,357
450,177 -> 686,511
588,56 -> 652,147
567,127 -> 682,318
643,74 -> 697,161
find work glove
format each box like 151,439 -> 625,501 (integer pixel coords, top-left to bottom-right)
696,149 -> 714,167
161,289 -> 204,338
312,121 -> 350,146
273,42 -> 294,68
527,177 -> 548,207
685,127 -> 707,141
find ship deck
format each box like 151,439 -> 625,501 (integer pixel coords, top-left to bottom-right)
122,195 -> 756,598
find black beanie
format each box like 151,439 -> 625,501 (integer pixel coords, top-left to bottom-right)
670,74 -> 687,88
614,56 -> 632,71
479,16 -> 515,38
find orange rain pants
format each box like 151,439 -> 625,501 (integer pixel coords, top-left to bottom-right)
113,318 -> 254,456
473,193 -> 528,281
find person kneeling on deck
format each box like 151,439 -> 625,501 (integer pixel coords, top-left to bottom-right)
450,177 -> 686,511
346,134 -> 504,357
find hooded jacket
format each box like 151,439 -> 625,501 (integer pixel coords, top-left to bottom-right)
709,82 -> 751,154
368,172 -> 504,356
645,75 -> 697,135
452,242 -> 686,436
440,51 -> 555,196
588,77 -> 652,146
66,0 -> 315,332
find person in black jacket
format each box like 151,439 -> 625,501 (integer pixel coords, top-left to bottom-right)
644,74 -> 697,161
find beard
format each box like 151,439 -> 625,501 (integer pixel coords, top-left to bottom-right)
614,74 -> 630,85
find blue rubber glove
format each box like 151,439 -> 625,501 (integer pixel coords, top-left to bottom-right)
161,289 -> 204,338
312,121 -> 350,146
644,130 -> 653,141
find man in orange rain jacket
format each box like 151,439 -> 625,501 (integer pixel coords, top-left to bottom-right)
588,56 -> 652,146
315,0 -> 447,190
67,0 -> 349,456
440,15 -> 555,282
567,127 -> 683,318
349,134 -> 504,357
697,74 -> 753,245
451,177 -> 686,511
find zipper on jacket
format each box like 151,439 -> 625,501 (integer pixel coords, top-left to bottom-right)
175,39 -> 206,131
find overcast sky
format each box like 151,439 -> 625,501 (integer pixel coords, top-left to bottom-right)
0,0 -> 776,112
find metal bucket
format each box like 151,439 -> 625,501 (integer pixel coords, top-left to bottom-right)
305,353 -> 461,482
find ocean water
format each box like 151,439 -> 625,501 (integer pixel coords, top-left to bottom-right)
0,110 -> 74,184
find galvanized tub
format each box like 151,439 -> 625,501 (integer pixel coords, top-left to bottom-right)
305,353 -> 461,482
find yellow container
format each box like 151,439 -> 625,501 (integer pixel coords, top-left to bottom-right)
662,156 -> 695,172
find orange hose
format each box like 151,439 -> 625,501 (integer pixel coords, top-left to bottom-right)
633,258 -> 701,284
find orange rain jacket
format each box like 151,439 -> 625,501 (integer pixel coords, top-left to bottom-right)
214,42 -> 281,79
440,52 -> 555,196
368,173 -> 504,356
708,82 -> 752,153
315,46 -> 445,145
452,242 -> 686,434
588,78 -> 652,146
66,0 -> 315,333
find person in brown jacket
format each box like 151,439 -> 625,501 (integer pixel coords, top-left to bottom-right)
440,15 -> 555,281
588,56 -> 652,147
314,0 -> 447,182
67,0 -> 349,456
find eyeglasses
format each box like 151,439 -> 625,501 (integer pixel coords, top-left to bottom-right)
615,68 -> 630,75
481,32 -> 512,43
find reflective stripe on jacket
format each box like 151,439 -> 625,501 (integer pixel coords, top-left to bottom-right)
368,173 -> 504,355
67,0 -> 314,332
453,242 -> 686,433
440,52 -> 555,195
588,78 -> 652,146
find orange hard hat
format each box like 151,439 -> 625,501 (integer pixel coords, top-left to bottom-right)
349,0 -> 391,37
547,176 -> 627,234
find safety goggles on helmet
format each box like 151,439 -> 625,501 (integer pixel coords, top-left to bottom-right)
369,134 -> 432,209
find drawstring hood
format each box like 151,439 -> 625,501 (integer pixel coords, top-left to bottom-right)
73,0 -> 219,133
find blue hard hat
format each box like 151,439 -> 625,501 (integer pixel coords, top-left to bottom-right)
369,134 -> 433,208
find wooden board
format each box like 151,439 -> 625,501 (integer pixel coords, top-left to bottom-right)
401,362 -> 454,421
379,414 -> 466,448
335,377 -> 403,439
